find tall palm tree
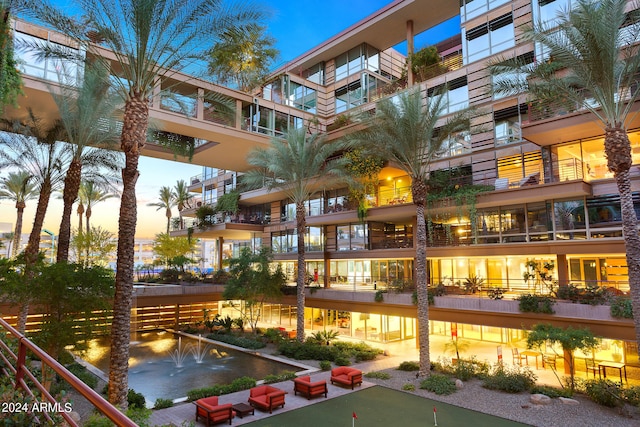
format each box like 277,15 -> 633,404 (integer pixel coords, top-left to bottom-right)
24,0 -> 266,406
0,171 -> 37,257
148,186 -> 176,234
246,128 -> 349,342
0,110 -> 69,332
53,63 -> 121,263
348,88 -> 474,376
80,180 -> 116,235
207,23 -> 279,92
173,179 -> 193,229
488,0 -> 640,352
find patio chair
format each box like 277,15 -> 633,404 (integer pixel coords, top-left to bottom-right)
542,354 -> 557,369
585,358 -> 598,378
511,348 -> 527,366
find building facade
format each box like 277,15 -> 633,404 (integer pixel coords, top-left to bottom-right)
7,0 -> 640,367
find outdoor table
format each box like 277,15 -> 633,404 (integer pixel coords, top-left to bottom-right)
232,402 -> 255,418
521,350 -> 541,369
598,361 -> 627,383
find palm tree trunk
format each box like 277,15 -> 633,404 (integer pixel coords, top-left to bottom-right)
605,126 -> 640,350
413,180 -> 431,376
295,201 -> 306,342
57,158 -> 82,263
109,96 -> 148,409
11,202 -> 25,258
18,179 -> 52,333
85,206 -> 92,263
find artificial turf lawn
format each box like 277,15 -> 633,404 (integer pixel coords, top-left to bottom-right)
244,385 -> 531,427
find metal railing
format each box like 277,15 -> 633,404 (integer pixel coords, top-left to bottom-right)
0,318 -> 136,427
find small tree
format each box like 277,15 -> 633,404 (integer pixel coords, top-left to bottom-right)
526,324 -> 600,391
223,247 -> 285,332
71,226 -> 115,267
152,233 -> 197,269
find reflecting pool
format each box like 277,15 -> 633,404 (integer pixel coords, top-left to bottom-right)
80,331 -> 299,403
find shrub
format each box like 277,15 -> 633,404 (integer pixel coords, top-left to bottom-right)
277,340 -> 382,364
206,333 -> 265,350
127,389 -> 146,409
556,284 -> 583,302
398,361 -> 420,371
263,328 -> 285,344
319,360 -> 332,371
402,383 -> 416,392
153,398 -> 174,409
584,379 -> 622,407
334,356 -> 351,366
84,414 -> 114,427
530,385 -> 572,398
187,376 -> 256,401
517,294 -> 555,314
610,296 -> 633,319
158,268 -> 180,283
620,385 -> 640,406
434,357 -> 488,381
481,365 -> 536,393
264,371 -> 296,384
65,362 -> 98,389
420,374 -> 457,395
374,289 -> 386,302
364,371 -> 391,380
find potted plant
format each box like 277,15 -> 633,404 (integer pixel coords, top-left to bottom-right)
443,337 -> 471,363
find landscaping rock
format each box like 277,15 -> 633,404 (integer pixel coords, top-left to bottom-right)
455,379 -> 464,389
559,397 -> 579,406
530,394 -> 552,405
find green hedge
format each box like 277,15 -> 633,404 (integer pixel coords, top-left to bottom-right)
206,333 -> 266,349
187,376 -> 256,401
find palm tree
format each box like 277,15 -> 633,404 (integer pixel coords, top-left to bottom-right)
173,179 -> 193,229
0,171 -> 37,257
348,88 -> 474,376
23,0 -> 266,406
488,0 -> 640,352
53,63 -> 121,263
0,110 -> 69,332
148,186 -> 176,234
207,23 -> 279,92
80,180 -> 116,235
246,128 -> 349,342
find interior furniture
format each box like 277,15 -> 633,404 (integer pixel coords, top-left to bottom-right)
194,396 -> 234,426
248,385 -> 286,414
330,367 -> 363,390
293,375 -> 328,400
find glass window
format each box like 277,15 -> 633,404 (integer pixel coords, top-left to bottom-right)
463,14 -> 514,65
500,206 -> 526,242
554,199 -> 587,240
337,226 -> 350,251
527,202 -> 552,241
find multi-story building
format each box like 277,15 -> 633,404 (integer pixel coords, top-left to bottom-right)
7,1 -> 639,368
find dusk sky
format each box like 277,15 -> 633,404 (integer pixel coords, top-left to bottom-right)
0,0 -> 459,239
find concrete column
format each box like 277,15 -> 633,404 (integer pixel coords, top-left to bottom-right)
406,19 -> 415,87
217,237 -> 224,271
556,254 -> 569,287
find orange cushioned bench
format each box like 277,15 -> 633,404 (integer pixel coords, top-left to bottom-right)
330,366 -> 363,390
293,375 -> 328,399
194,396 -> 234,426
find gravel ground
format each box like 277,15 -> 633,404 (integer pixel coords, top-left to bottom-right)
363,368 -> 640,427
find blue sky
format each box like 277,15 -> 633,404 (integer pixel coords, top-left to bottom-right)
2,1 -> 460,239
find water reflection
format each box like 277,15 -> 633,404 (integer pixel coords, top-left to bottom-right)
79,331 -> 297,403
